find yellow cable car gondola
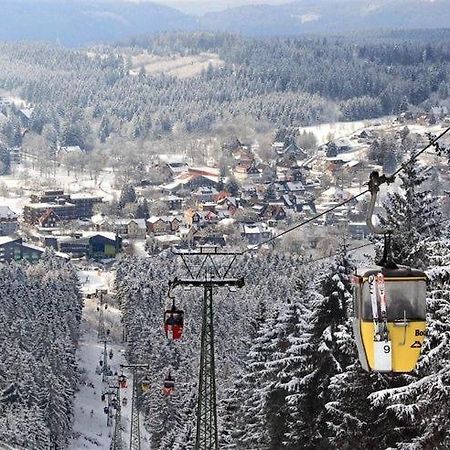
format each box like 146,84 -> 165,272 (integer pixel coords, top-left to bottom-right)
353,172 -> 428,373
141,376 -> 151,393
352,266 -> 427,372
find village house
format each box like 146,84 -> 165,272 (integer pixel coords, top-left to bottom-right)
113,218 -> 147,239
216,196 -> 239,216
233,161 -> 260,179
161,195 -> 183,210
91,213 -> 113,232
193,187 -> 218,204
146,216 -> 181,235
37,209 -> 60,229
162,167 -> 221,194
0,236 -> 68,263
24,189 -> 103,225
0,206 -> 19,236
184,209 -> 202,227
259,204 -> 287,221
276,141 -> 308,167
55,232 -> 121,258
241,223 -> 272,245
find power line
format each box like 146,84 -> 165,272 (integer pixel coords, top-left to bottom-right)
241,125 -> 450,255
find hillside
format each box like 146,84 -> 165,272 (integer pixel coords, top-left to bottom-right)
0,0 -> 196,46
1,0 -> 450,46
200,0 -> 450,36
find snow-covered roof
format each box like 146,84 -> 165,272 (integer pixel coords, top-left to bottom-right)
285,181 -> 305,191
91,213 -> 109,225
0,236 -> 19,245
71,193 -> 103,200
343,160 -> 360,168
218,218 -> 235,227
155,235 -> 181,243
158,154 -> 187,164
0,206 -> 18,220
26,202 -> 75,209
83,231 -> 117,241
147,216 -> 164,224
243,223 -> 269,234
59,145 -> 83,153
19,107 -> 34,119
132,219 -> 147,229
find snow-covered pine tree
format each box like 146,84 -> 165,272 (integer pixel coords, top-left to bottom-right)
282,243 -> 355,449
0,257 -> 82,449
379,152 -> 441,269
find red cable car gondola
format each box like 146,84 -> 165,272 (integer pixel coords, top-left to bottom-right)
118,374 -> 127,389
164,300 -> 184,341
163,373 -> 175,395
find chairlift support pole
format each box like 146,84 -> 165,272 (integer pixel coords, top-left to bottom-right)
97,289 -> 108,341
102,339 -> 110,383
105,385 -> 118,428
169,247 -> 244,450
120,363 -> 150,450
109,384 -> 122,450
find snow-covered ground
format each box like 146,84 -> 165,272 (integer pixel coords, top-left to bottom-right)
70,269 -> 152,449
298,116 -> 394,146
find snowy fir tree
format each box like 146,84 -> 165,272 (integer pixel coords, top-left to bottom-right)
379,153 -> 441,268
278,244 -> 355,449
0,257 -> 82,449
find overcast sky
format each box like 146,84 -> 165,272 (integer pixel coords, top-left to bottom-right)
154,0 -> 292,14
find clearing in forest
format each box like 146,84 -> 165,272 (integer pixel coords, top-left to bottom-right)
129,52 -> 224,78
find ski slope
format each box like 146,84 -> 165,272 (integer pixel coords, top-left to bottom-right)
69,269 -> 152,449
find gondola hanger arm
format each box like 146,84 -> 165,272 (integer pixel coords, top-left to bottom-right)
366,171 -> 395,236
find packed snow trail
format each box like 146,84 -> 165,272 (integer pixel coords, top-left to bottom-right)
69,269 -> 151,449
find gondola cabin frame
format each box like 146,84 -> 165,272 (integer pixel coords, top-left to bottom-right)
164,308 -> 184,341
352,266 -> 427,373
163,376 -> 175,396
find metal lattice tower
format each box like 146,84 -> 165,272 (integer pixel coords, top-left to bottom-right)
120,364 -> 149,450
97,289 -> 108,341
102,340 -> 109,383
168,248 -> 244,450
196,284 -> 218,450
111,385 -> 122,450
130,370 -> 140,450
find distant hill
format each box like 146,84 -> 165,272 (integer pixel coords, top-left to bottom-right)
199,0 -> 450,37
0,0 -> 450,46
0,0 -> 197,46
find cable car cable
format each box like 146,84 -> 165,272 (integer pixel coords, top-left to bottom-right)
239,125 -> 450,255
299,214 -> 450,267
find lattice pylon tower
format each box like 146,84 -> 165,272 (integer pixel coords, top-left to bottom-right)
111,386 -> 122,450
129,370 -> 141,450
195,284 -> 218,450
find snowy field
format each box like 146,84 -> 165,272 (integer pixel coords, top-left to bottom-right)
70,269 -> 152,449
298,116 -> 394,146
